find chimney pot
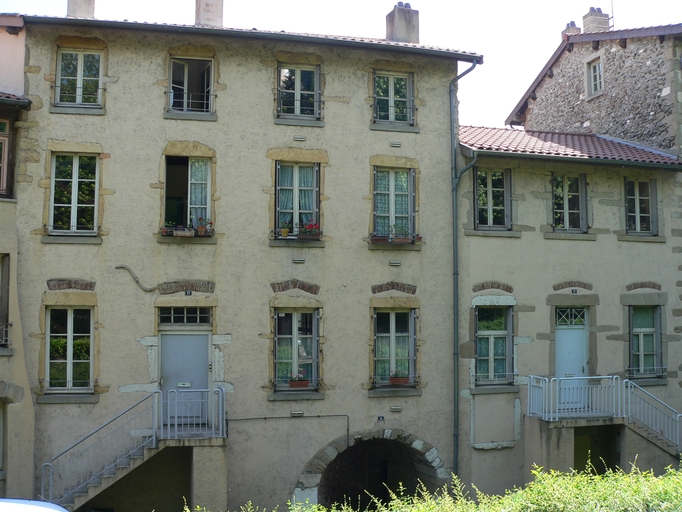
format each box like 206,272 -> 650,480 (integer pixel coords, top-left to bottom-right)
67,0 -> 95,18
386,3 -> 419,44
195,0 -> 223,27
583,6 -> 610,33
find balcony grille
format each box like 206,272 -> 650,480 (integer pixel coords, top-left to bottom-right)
0,323 -> 10,347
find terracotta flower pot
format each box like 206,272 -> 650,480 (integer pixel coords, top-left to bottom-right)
280,228 -> 290,237
389,377 -> 410,385
197,225 -> 207,236
288,380 -> 310,388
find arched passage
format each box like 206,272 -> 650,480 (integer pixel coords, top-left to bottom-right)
294,429 -> 450,508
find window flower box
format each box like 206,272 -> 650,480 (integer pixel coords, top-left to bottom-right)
389,377 -> 410,385
370,235 -> 415,244
173,228 -> 195,237
288,379 -> 310,389
296,233 -> 321,241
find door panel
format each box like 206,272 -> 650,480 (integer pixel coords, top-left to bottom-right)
161,333 -> 209,423
555,308 -> 588,410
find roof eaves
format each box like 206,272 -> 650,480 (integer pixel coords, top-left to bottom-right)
0,96 -> 31,110
567,24 -> 682,43
459,144 -> 682,170
504,40 -> 567,126
21,15 -> 483,62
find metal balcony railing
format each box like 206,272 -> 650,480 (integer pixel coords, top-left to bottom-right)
42,387 -> 225,506
624,379 -> 681,449
0,322 -> 10,347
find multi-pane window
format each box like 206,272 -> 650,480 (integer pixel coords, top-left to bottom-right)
0,119 -> 8,196
373,72 -> 414,124
277,65 -> 320,119
629,306 -> 663,377
55,50 -> 102,106
276,162 -> 320,237
626,179 -> 658,235
475,168 -> 511,229
274,310 -> 319,389
49,154 -> 99,234
159,307 -> 213,325
374,310 -> 416,385
373,168 -> 415,237
553,174 -> 587,232
46,307 -> 93,391
169,58 -> 213,113
165,157 -> 210,228
589,59 -> 603,96
475,307 -> 513,384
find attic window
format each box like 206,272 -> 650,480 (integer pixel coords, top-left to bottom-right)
586,56 -> 604,98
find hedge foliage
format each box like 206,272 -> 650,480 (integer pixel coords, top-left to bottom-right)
185,465 -> 682,512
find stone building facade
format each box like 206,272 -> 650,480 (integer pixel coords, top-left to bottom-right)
506,14 -> 682,158
0,1 -> 484,510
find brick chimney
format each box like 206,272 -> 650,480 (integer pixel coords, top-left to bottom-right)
67,0 -> 95,18
195,0 -> 223,27
386,3 -> 419,44
562,21 -> 581,39
582,7 -> 610,33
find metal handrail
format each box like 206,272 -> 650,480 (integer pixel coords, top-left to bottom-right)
624,379 -> 680,449
0,322 -> 11,347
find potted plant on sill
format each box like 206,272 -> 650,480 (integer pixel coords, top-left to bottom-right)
389,370 -> 410,385
196,217 -> 213,237
296,221 -> 321,240
173,225 -> 195,237
161,221 -> 175,236
288,372 -> 310,388
280,221 -> 293,238
391,224 -> 413,244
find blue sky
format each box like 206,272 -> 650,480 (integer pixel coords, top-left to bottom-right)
1,0 -> 679,127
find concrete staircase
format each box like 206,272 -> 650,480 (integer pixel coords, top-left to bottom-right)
627,420 -> 681,459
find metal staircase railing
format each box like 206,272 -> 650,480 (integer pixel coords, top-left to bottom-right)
528,375 -> 680,453
42,388 -> 226,506
624,379 -> 681,451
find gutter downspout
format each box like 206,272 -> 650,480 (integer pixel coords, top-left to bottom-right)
450,59 -> 479,476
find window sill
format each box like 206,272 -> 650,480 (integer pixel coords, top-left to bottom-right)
367,239 -> 421,251
41,235 -> 103,245
0,197 -> 17,203
370,122 -> 419,133
274,117 -> 324,128
544,232 -> 596,241
157,236 -> 217,244
268,391 -> 325,401
464,229 -> 521,238
49,105 -> 105,116
585,90 -> 605,102
269,239 -> 325,248
37,393 -> 99,404
628,377 -> 667,386
163,111 -> 217,121
0,347 -> 14,357
617,234 -> 666,243
470,385 -> 520,395
368,387 -> 422,397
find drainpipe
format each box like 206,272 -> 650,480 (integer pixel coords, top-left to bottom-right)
450,59 -> 479,476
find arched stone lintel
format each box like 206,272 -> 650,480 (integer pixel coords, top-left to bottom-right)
472,281 -> 513,293
625,281 -> 662,292
372,281 -> 417,295
271,279 -> 320,295
553,280 -> 593,291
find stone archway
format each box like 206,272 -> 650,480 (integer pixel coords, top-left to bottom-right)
293,429 -> 450,507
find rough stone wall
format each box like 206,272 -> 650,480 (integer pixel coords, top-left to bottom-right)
525,36 -> 677,154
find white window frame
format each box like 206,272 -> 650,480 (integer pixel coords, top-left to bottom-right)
475,168 -> 511,230
625,178 -> 658,235
276,64 -> 321,119
629,305 -> 663,377
0,255 -> 8,347
553,174 -> 588,232
55,49 -> 103,106
164,156 -> 211,228
0,119 -> 8,196
274,310 -> 319,390
589,59 -> 603,95
475,307 -> 514,385
49,153 -> 100,235
168,57 -> 214,114
373,71 -> 414,125
275,162 -> 320,237
372,167 -> 416,238
46,307 -> 94,392
373,310 -> 416,386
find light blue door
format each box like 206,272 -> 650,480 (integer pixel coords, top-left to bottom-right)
160,333 -> 209,423
555,307 -> 588,410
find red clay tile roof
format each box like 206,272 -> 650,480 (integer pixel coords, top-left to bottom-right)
460,126 -> 681,166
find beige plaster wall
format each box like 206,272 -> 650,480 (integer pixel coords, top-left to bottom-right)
0,199 -> 35,498
0,27 -> 26,96
456,154 -> 682,494
16,22 -> 460,508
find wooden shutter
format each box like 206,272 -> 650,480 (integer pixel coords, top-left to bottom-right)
276,62 -> 282,117
409,168 -> 416,236
372,167 -> 378,235
372,69 -> 377,123
313,310 -> 320,384
408,73 -> 415,125
314,163 -> 321,226
624,177 -> 629,234
628,306 -> 634,374
654,306 -> 662,375
409,310 -> 416,381
274,161 -> 281,234
506,307 -> 514,382
315,65 -> 322,120
473,167 -> 480,229
0,255 -> 8,325
372,310 -> 378,382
